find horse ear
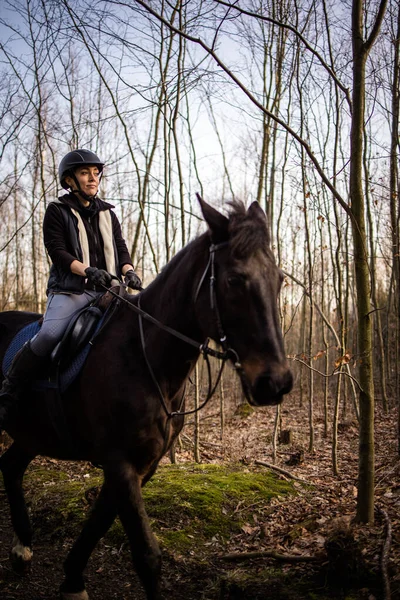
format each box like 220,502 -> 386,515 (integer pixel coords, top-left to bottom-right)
247,201 -> 271,244
197,194 -> 229,242
247,201 -> 267,222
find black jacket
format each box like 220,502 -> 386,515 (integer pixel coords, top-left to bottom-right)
44,193 -> 132,294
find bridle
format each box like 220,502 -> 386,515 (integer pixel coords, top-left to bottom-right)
101,241 -> 252,419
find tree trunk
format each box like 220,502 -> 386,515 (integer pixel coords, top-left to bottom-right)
351,0 -> 387,523
388,4 -> 400,453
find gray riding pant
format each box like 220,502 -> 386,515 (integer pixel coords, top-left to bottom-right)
30,291 -> 102,357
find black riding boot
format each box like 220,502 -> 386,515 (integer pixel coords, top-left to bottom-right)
0,341 -> 46,431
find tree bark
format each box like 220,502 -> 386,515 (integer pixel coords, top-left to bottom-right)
351,0 -> 388,523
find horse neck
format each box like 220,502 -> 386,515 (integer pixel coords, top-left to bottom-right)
137,235 -> 209,366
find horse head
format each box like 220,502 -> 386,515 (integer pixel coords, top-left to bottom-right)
196,195 -> 293,407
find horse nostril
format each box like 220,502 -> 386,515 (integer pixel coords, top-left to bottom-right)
252,368 -> 293,405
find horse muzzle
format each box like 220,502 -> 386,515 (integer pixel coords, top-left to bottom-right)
240,364 -> 293,407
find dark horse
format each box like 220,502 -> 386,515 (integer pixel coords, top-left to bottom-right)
0,197 -> 292,600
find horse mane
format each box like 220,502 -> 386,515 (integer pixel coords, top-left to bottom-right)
139,234 -> 208,308
227,200 -> 270,259
141,200 -> 270,303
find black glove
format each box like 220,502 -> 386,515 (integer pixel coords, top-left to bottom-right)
85,267 -> 113,288
124,269 -> 142,290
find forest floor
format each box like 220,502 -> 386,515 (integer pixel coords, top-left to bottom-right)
0,384 -> 399,600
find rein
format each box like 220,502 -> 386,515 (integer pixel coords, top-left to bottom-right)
102,242 -> 249,418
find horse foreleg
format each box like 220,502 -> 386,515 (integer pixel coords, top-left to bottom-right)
105,460 -> 162,600
60,482 -> 117,600
0,443 -> 35,572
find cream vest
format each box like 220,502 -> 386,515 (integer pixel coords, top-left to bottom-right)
71,208 -> 117,276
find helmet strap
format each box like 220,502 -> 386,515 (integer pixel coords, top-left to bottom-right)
69,171 -> 102,203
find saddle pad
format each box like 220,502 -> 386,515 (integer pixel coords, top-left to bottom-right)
2,319 -> 102,393
2,321 -> 41,374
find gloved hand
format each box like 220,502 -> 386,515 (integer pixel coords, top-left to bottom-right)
124,269 -> 142,290
85,267 -> 113,288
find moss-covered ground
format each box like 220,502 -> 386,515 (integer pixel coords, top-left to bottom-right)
7,462 -> 293,554
144,463 -> 292,552
0,460 -> 383,599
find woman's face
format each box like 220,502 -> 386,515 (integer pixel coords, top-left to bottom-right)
66,165 -> 101,199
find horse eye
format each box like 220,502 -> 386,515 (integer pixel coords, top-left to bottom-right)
227,274 -> 245,287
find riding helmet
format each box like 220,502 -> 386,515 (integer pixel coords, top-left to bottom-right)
58,149 -> 105,189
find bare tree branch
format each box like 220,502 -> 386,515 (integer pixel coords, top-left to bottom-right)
213,0 -> 353,110
132,0 -> 354,222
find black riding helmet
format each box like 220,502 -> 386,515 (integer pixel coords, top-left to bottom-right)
58,149 -> 104,191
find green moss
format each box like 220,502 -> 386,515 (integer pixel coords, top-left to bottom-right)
3,464 -> 293,554
25,470 -> 103,536
105,463 -> 292,554
2,462 -> 292,554
1,462 -> 376,598
25,468 -> 69,485
234,402 -> 255,417
142,463 -> 292,552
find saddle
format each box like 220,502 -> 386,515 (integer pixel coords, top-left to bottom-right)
50,305 -> 103,366
3,288 -> 121,392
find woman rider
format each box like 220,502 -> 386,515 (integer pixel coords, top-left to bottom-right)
0,149 -> 141,429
